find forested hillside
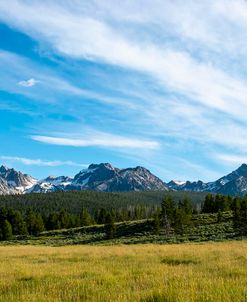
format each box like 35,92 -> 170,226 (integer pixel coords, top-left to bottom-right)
0,190 -> 207,215
0,190 -> 246,243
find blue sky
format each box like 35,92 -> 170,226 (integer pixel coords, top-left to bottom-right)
1,0 -> 247,182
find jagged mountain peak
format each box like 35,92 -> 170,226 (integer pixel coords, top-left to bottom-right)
168,179 -> 207,192
0,165 -> 36,185
122,166 -> 149,172
88,163 -> 115,170
167,163 -> 247,196
0,164 -> 37,194
168,180 -> 186,186
0,165 -> 9,174
73,163 -> 117,186
25,175 -> 73,193
71,163 -> 168,192
4,161 -> 247,196
234,163 -> 247,175
237,163 -> 247,169
25,162 -> 168,193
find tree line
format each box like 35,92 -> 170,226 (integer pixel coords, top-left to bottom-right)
151,196 -> 194,236
0,190 -> 205,215
201,193 -> 232,213
0,205 -> 157,240
151,194 -> 247,237
0,193 -> 246,241
201,193 -> 247,235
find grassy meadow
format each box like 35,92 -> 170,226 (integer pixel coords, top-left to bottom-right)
0,241 -> 246,302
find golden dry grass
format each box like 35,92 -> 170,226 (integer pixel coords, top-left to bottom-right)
0,241 -> 246,302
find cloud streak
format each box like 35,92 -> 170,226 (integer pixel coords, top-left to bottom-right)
1,1 -> 247,120
212,153 -> 247,166
31,133 -> 160,150
18,78 -> 39,87
0,156 -> 88,168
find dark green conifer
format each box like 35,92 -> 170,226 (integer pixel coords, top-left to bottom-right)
1,220 -> 13,240
105,213 -> 116,239
152,211 -> 160,235
80,208 -> 92,226
161,196 -> 175,236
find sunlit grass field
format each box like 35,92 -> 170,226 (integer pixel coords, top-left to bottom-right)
0,241 -> 246,302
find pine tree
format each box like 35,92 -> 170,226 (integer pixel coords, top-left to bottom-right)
240,196 -> 247,235
231,197 -> 241,232
221,196 -> 230,212
6,208 -> 15,224
46,212 -> 60,230
152,210 -> 160,235
0,207 -> 7,226
214,194 -> 222,212
173,208 -> 185,235
98,208 -> 107,224
120,208 -> 128,221
174,208 -> 191,235
202,194 -> 215,213
80,208 -> 91,226
58,209 -> 70,229
1,220 -> 13,240
179,198 -> 193,215
26,209 -> 45,236
161,196 -> 175,237
33,214 -> 45,236
10,211 -> 27,235
105,213 -> 116,239
25,208 -> 36,235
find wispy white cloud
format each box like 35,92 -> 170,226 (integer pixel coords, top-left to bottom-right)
31,133 -> 160,150
1,1 -> 247,120
212,153 -> 247,166
0,156 -> 88,168
90,0 -> 247,59
1,1 -> 247,180
18,78 -> 39,87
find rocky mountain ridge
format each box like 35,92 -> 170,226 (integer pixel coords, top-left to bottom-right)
0,163 -> 168,194
167,163 -> 247,195
2,162 -> 247,196
0,165 -> 36,194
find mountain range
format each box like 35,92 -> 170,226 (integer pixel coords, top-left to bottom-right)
0,163 -> 168,195
167,163 -> 247,195
1,162 -> 247,196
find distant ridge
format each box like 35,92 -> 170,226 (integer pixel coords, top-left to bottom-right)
2,162 -> 247,196
0,163 -> 168,194
167,163 -> 247,196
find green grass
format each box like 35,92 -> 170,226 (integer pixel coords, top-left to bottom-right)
0,241 -> 246,301
0,212 -> 245,301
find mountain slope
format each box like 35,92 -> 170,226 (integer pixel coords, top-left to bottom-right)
69,163 -> 168,192
0,165 -> 36,194
168,163 -> 247,196
27,176 -> 73,193
3,162 -> 247,196
25,163 -> 168,193
0,176 -> 17,195
167,180 -> 207,192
